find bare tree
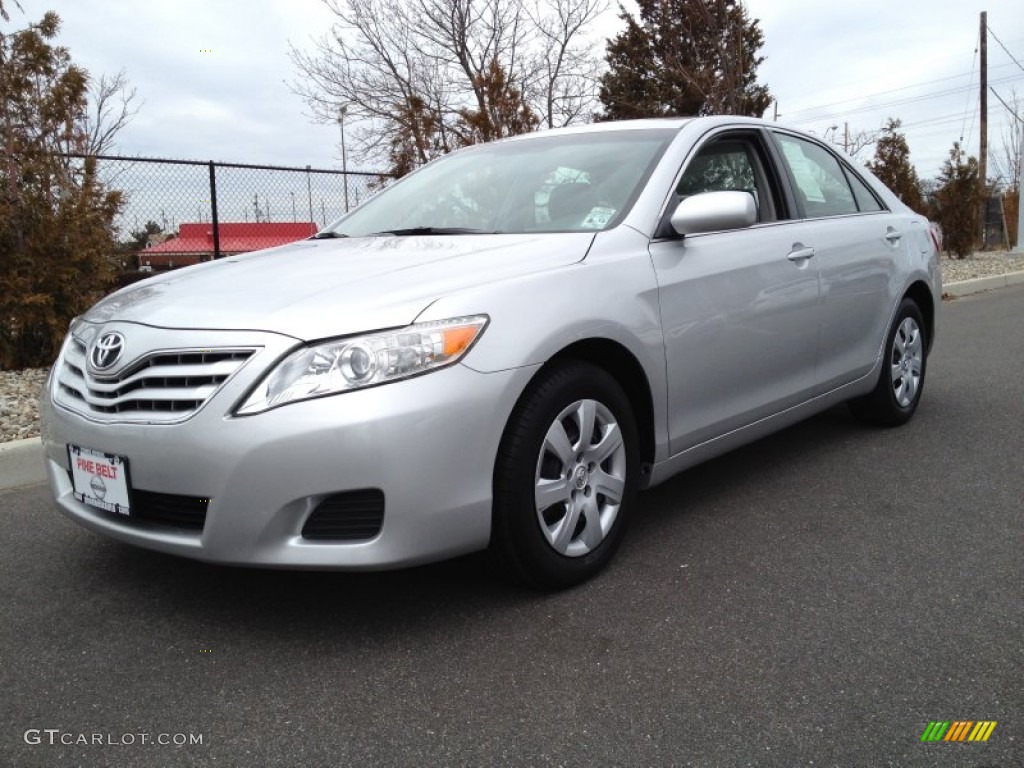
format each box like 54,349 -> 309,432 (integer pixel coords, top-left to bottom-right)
80,69 -> 142,156
844,129 -> 877,160
990,88 -> 1021,192
525,0 -> 605,129
289,0 -> 604,174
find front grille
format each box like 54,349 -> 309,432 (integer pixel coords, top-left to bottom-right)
131,490 -> 209,530
302,489 -> 385,541
55,338 -> 254,421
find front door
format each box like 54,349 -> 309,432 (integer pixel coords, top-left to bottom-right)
650,131 -> 821,455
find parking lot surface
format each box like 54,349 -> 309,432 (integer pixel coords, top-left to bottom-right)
1,284 -> 1021,767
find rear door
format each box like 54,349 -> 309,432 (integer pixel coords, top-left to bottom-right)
768,131 -> 908,391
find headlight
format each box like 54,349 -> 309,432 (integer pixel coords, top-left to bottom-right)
236,315 -> 488,415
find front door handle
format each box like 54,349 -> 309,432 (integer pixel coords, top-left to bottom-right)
787,245 -> 815,262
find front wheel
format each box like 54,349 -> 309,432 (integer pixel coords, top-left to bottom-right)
849,298 -> 928,426
490,361 -> 639,589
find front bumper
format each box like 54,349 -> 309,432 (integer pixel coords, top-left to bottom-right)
41,351 -> 538,569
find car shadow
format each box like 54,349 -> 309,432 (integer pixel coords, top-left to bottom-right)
628,402 -> 883,539
51,403 -> 902,641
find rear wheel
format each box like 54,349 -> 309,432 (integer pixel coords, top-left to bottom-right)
849,298 -> 927,426
491,361 -> 639,589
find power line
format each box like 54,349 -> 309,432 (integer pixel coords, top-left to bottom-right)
786,73 -> 1023,127
960,30 -> 980,146
901,112 -> 975,130
782,61 -> 1017,121
987,24 -> 1024,73
903,117 -> 1015,144
990,87 -> 1023,123
779,39 -> 1024,139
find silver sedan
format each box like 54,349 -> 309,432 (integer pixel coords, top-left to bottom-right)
40,117 -> 941,588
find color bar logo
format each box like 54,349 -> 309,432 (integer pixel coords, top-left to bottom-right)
921,721 -> 997,742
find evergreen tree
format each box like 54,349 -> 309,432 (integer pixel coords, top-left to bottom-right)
598,0 -> 772,120
867,118 -> 924,213
932,142 -> 981,260
0,12 -> 124,368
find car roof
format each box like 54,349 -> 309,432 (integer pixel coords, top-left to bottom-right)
499,115 -> 787,143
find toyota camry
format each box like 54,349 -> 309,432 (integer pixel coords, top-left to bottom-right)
40,117 -> 941,588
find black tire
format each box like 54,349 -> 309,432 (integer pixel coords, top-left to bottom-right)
849,298 -> 928,427
490,360 -> 640,590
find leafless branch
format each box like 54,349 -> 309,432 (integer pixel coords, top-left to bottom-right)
288,0 -> 602,170
526,0 -> 606,128
81,69 -> 142,155
990,88 -> 1021,191
0,0 -> 24,23
845,130 -> 878,160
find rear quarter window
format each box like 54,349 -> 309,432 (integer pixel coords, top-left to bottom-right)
844,167 -> 885,212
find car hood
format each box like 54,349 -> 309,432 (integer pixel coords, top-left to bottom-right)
86,233 -> 595,340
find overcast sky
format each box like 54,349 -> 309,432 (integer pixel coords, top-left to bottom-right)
12,0 -> 1024,181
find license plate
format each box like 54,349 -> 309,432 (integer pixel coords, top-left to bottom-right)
68,445 -> 132,517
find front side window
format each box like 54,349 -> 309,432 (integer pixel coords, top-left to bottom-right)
677,140 -> 758,198
327,130 -> 676,236
774,134 -> 858,218
671,135 -> 778,224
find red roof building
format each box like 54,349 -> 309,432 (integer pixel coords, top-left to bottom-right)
138,222 -> 318,270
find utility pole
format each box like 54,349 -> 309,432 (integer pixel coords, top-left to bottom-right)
1015,119 -> 1024,253
773,101 -> 778,122
844,122 -> 850,154
979,11 -> 988,248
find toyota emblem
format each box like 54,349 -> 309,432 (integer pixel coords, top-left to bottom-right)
90,332 -> 126,371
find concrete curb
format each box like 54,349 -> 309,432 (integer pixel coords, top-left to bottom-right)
944,269 -> 1024,298
0,436 -> 45,491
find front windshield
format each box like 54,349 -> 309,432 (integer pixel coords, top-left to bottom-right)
329,129 -> 676,237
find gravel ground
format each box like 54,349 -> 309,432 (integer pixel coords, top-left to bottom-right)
0,367 -> 48,443
1,250 -> 1022,444
941,248 -> 1024,283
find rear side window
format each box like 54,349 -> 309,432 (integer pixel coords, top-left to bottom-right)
774,134 -> 858,218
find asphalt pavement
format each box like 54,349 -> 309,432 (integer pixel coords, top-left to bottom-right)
1,285 -> 1021,767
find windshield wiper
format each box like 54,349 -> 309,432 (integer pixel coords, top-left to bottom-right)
367,227 -> 501,236
311,231 -> 348,239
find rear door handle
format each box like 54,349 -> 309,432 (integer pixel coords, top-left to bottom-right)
787,246 -> 815,262
885,228 -> 902,243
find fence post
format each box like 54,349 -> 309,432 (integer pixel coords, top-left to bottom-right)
208,161 -> 221,260
306,165 -> 314,227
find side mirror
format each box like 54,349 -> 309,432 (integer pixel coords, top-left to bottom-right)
669,190 -> 757,236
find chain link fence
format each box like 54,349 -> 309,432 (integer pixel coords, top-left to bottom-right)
71,154 -> 393,271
